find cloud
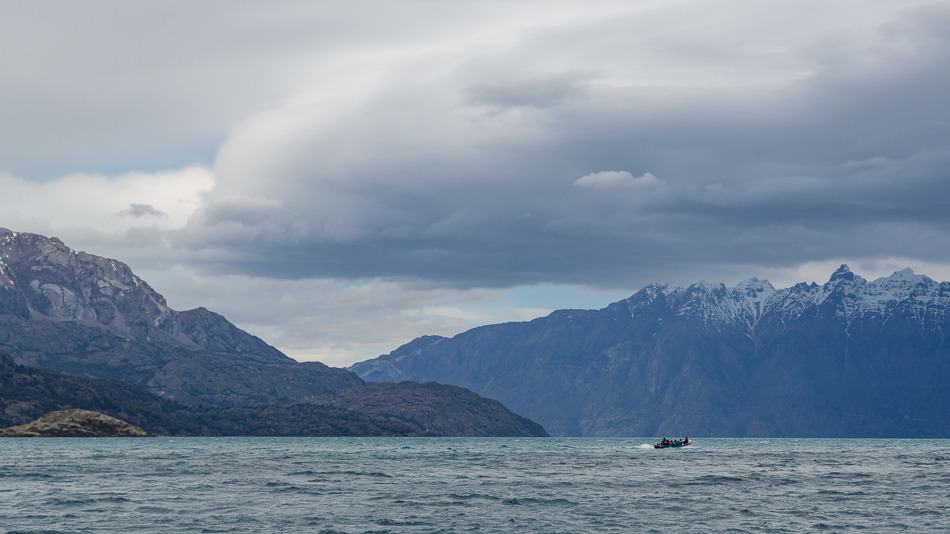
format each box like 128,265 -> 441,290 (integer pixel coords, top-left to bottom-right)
6,1 -> 950,363
574,171 -> 662,190
0,166 -> 213,235
118,203 -> 168,219
166,1 -> 950,289
0,1 -> 626,178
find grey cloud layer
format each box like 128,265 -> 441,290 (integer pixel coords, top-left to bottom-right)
3,1 -> 948,292
2,0 -> 606,177
170,1 -> 950,288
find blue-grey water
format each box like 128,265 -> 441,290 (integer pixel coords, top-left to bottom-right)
1,438 -> 949,533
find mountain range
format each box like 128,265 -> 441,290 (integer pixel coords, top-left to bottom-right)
352,265 -> 950,437
0,228 -> 546,437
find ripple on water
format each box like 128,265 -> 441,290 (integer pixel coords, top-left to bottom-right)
1,438 -> 949,533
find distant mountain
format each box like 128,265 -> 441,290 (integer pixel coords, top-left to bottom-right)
352,265 -> 950,437
327,381 -> 547,437
0,229 -> 547,436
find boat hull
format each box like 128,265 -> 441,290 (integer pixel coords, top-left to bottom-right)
654,442 -> 690,449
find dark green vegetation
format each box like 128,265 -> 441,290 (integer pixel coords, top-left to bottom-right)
0,349 -> 544,437
354,267 -> 950,437
0,229 -> 546,437
1,352 -> 188,433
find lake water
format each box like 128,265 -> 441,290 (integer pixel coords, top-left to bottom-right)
1,437 -> 948,533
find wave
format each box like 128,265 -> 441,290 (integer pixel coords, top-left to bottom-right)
502,496 -> 577,506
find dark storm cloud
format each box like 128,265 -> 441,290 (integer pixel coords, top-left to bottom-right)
118,203 -> 168,219
168,2 -> 950,289
465,73 -> 593,109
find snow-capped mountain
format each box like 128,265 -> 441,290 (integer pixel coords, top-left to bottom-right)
353,265 -> 950,437
628,264 -> 949,331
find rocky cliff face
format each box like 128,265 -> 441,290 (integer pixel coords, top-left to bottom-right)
0,229 -> 274,354
0,228 -> 361,406
353,265 -> 950,437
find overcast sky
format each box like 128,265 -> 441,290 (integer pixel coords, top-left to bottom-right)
3,0 -> 949,365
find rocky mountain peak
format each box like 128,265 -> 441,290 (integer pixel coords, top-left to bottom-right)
733,277 -> 776,304
875,267 -> 931,286
734,277 -> 775,292
0,228 -> 173,336
829,263 -> 857,282
0,228 -> 288,363
621,264 -> 950,332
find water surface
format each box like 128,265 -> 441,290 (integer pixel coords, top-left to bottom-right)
1,438 -> 948,532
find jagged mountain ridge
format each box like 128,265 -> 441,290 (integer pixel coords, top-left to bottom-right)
621,265 -> 949,332
352,265 -> 950,437
0,228 -> 287,361
0,227 -> 361,406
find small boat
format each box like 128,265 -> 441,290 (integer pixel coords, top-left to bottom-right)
654,437 -> 691,449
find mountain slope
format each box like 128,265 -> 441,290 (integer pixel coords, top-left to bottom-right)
0,351 -> 413,436
352,265 -> 950,437
0,228 -> 360,406
0,353 -> 546,436
0,351 -> 192,432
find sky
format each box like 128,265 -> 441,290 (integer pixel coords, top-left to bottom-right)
2,0 -> 950,366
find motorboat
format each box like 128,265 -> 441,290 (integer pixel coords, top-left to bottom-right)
654,437 -> 691,449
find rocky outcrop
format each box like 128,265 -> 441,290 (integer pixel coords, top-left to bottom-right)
0,409 -> 147,437
353,266 -> 950,437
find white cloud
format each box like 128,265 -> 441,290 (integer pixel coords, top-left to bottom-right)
574,170 -> 662,190
0,166 -> 213,235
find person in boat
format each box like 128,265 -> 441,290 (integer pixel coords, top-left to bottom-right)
660,437 -> 670,446
683,436 -> 690,445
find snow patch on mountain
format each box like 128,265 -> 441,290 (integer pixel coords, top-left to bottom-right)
625,263 -> 950,331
